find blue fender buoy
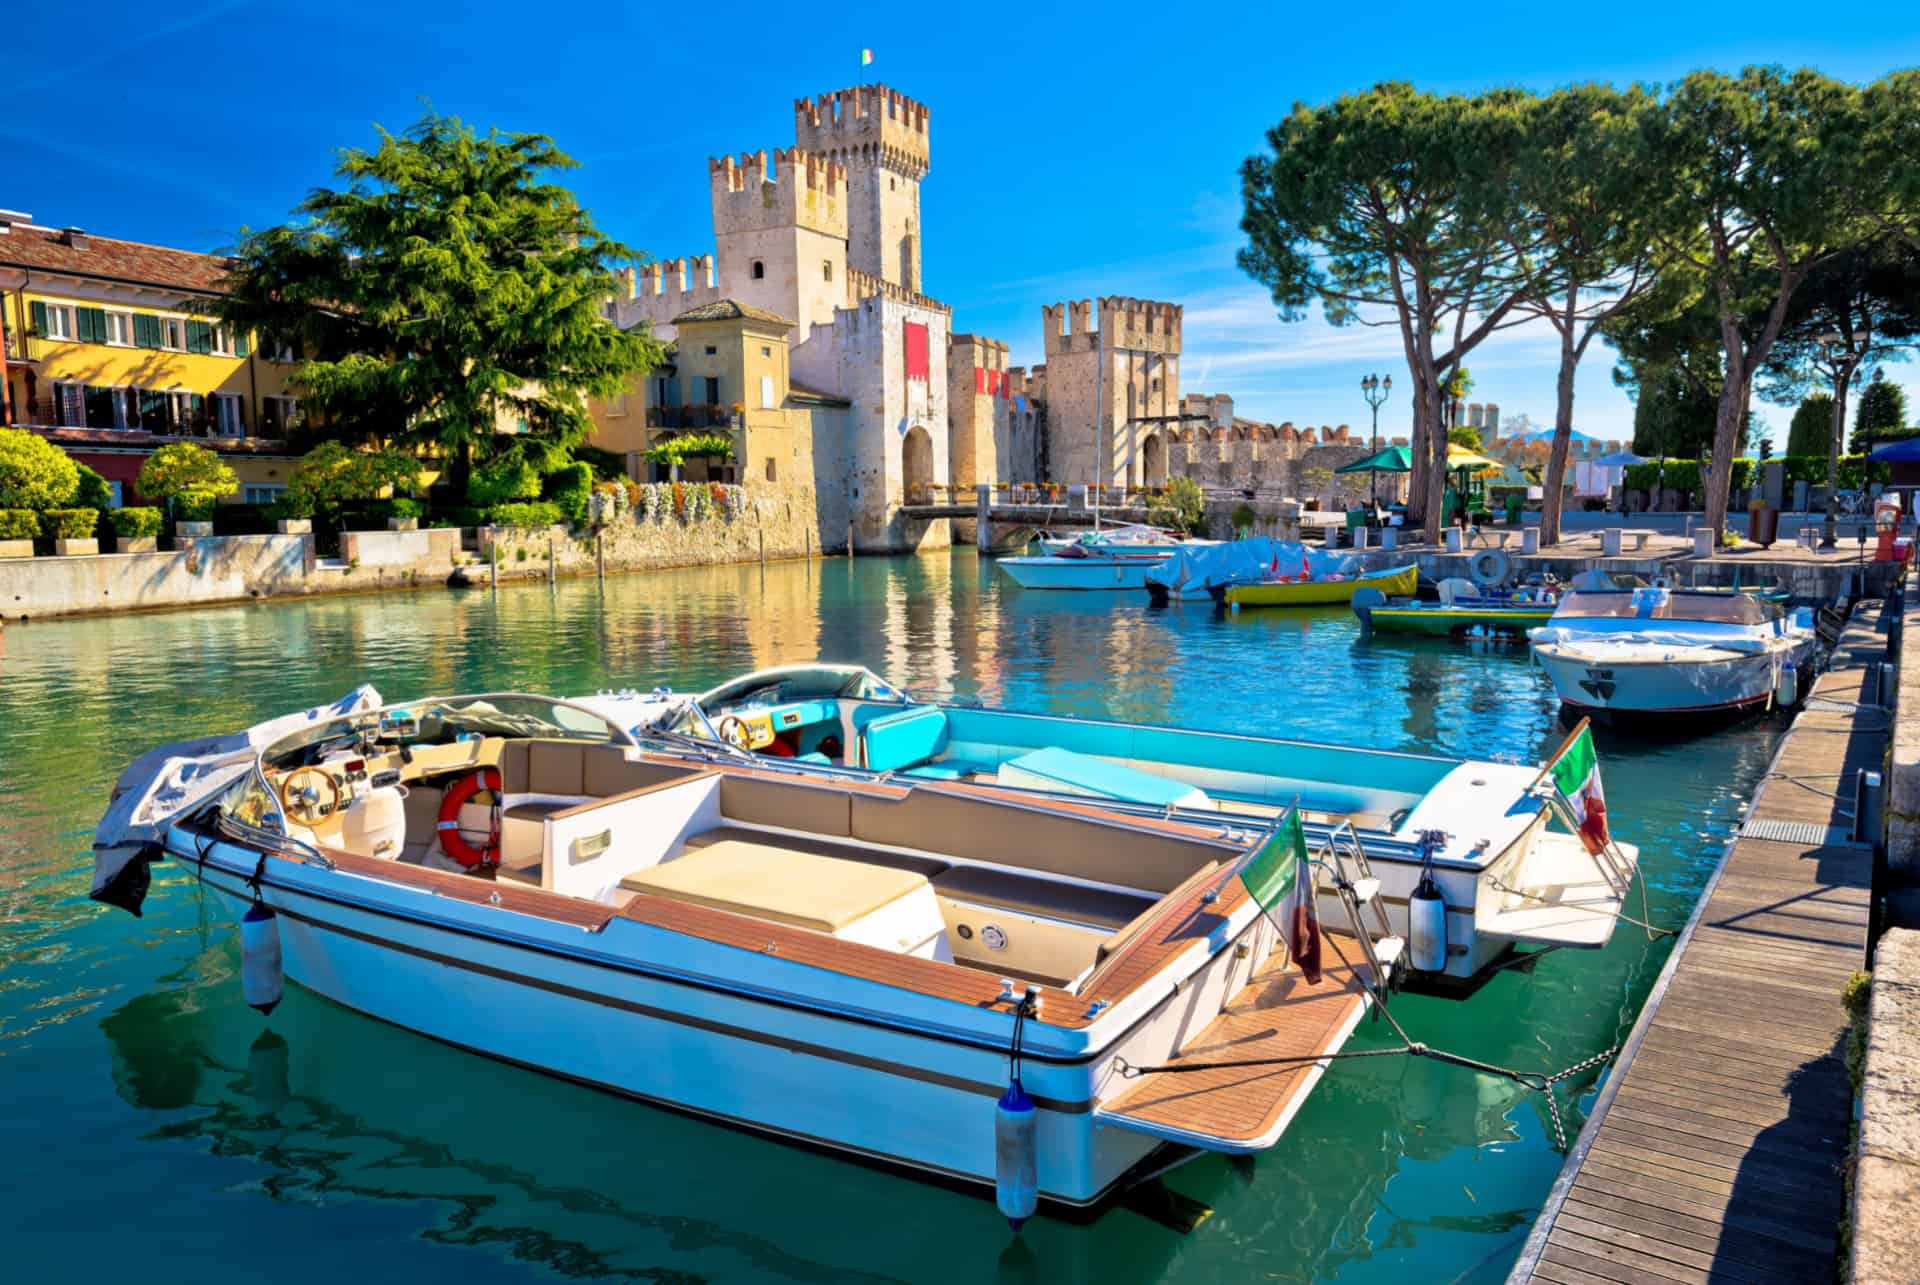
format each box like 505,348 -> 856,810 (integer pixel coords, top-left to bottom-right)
240,901 -> 284,1015
994,1080 -> 1038,1230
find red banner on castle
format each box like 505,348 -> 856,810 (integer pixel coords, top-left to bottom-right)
975,368 -> 986,394
904,322 -> 929,382
987,369 -> 1001,395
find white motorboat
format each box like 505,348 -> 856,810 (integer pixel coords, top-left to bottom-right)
1036,523 -> 1199,555
995,546 -> 1178,590
584,664 -> 1647,984
1529,587 -> 1817,717
92,690 -> 1414,1223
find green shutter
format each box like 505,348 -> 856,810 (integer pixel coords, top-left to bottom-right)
30,300 -> 46,334
78,307 -> 106,343
134,314 -> 159,348
235,328 -> 249,358
186,319 -> 210,354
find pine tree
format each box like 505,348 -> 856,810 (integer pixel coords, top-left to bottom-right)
1787,393 -> 1836,457
1852,373 -> 1910,448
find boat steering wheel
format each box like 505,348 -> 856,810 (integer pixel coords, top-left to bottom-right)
280,766 -> 343,825
715,714 -> 754,751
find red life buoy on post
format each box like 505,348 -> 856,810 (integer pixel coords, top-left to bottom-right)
437,768 -> 502,868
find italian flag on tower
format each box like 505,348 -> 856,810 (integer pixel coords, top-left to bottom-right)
1548,719 -> 1610,855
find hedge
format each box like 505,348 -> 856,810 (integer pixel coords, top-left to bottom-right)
1622,455 -> 1888,496
543,461 -> 593,525
488,501 -> 565,529
0,509 -> 39,540
109,507 -> 163,539
41,508 -> 99,539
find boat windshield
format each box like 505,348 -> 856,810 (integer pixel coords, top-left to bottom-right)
696,666 -> 899,714
1552,590 -> 1774,625
261,694 -> 628,770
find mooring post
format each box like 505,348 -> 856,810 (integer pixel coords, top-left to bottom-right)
488,525 -> 498,599
596,532 -> 604,582
548,530 -> 556,586
759,527 -> 766,565
977,483 -> 993,550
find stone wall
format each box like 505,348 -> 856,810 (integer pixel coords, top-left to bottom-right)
1851,928 -> 1920,1285
0,484 -> 832,620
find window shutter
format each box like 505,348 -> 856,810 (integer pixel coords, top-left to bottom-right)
186,320 -> 210,354
134,314 -> 157,348
78,307 -> 105,343
235,329 -> 249,358
30,301 -> 47,334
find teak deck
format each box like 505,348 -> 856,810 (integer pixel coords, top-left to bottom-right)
1100,942 -> 1369,1146
1508,603 -> 1886,1285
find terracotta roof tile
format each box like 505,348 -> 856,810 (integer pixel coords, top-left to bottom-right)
670,299 -> 793,327
0,225 -> 233,295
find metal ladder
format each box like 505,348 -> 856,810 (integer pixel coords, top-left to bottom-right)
1313,818 -> 1405,996
1536,789 -> 1635,901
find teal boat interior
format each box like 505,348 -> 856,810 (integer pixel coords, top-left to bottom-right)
635,665 -> 1548,870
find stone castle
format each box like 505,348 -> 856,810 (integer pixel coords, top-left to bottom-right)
588,84 -> 1628,546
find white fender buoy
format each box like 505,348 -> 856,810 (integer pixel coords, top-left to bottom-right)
1408,871 -> 1447,974
995,1080 -> 1039,1230
240,901 -> 284,1015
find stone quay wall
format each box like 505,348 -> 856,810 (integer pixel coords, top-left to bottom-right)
0,483 -> 828,621
1851,928 -> 1920,1285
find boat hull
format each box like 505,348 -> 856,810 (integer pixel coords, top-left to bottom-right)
1533,643 -> 1810,715
175,831 -> 1279,1210
997,554 -> 1172,590
1361,604 -> 1556,637
1224,563 -> 1418,608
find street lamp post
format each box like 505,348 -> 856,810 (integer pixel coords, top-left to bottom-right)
1816,331 -> 1851,550
1361,373 -> 1392,508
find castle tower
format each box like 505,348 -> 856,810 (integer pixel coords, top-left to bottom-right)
795,85 -> 930,294
708,148 -> 849,343
1039,297 -> 1183,486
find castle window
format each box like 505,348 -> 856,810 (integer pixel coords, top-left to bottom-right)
761,346 -> 772,357
751,260 -> 765,279
705,346 -> 717,355
823,260 -> 833,282
760,375 -> 776,409
889,177 -> 895,191
765,458 -> 777,483
1150,378 -> 1161,393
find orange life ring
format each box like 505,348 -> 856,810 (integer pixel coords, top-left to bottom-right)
437,768 -> 501,868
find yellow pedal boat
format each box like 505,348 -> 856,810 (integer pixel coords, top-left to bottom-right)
1220,562 -> 1419,609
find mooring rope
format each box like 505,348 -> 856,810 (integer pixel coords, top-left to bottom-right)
1109,938 -> 1617,1151
1484,874 -> 1675,941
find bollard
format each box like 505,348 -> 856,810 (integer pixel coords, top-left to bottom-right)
1444,528 -> 1463,554
1521,528 -> 1540,555
1381,528 -> 1397,551
1692,528 -> 1715,558
1601,528 -> 1622,556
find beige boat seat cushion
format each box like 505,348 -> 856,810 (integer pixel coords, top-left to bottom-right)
494,741 -> 695,800
932,865 -> 1152,930
715,773 -> 854,836
621,839 -> 928,933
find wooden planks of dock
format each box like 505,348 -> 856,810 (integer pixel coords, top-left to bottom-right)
1509,605 -> 1887,1285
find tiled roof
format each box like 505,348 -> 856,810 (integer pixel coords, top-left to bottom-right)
671,299 -> 793,327
0,225 -> 233,295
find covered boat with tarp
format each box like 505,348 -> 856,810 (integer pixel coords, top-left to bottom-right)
1145,537 -> 1339,604
1220,561 -> 1418,608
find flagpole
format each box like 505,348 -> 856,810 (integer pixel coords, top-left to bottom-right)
1527,715 -> 1592,792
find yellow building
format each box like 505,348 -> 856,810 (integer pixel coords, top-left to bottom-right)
588,299 -> 846,487
0,210 -> 304,506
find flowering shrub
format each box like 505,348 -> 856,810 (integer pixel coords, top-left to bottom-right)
724,486 -> 747,520
589,481 -> 630,528
639,482 -> 662,523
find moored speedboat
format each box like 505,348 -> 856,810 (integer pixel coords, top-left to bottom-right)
1220,562 -> 1418,608
1353,580 -> 1562,638
586,665 -> 1646,985
996,545 -> 1178,591
92,690 -> 1406,1221
1037,522 -> 1198,555
1528,586 -> 1817,718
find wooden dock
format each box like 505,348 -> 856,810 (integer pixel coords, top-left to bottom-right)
1508,604 -> 1888,1285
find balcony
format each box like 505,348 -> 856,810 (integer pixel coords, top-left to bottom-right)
646,404 -> 742,430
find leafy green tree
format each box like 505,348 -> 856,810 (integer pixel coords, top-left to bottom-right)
1787,394 -> 1836,456
0,428 -> 81,510
1447,425 -> 1481,449
1239,83 -> 1535,539
1853,372 -> 1910,448
1147,475 -> 1207,535
214,112 -> 668,489
1512,83 -> 1675,544
73,463 -> 113,512
1640,67 -> 1882,543
137,443 -> 237,519
284,441 -> 422,520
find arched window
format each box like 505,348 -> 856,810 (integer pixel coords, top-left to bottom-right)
823,260 -> 833,282
751,260 -> 765,280
765,457 -> 777,483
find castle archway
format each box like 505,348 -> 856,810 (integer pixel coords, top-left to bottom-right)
1142,433 -> 1168,488
902,425 -> 934,500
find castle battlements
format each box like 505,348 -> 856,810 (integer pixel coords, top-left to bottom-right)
794,84 -> 931,179
709,148 -> 848,238
1042,296 -> 1183,355
846,266 -> 949,316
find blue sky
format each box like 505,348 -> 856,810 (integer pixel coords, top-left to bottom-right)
8,0 -> 1919,446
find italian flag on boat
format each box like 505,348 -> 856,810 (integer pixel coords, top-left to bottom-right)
1239,808 -> 1322,983
1548,718 -> 1610,855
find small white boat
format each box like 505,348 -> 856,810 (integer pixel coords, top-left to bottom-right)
1529,587 -> 1816,718
1037,523 -> 1198,555
92,689 -> 1409,1222
996,546 -> 1177,591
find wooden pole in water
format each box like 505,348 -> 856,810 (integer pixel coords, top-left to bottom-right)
548,531 -> 556,586
759,526 -> 765,565
488,525 -> 498,599
596,532 -> 605,582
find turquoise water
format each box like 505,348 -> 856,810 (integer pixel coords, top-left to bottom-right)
0,550 -> 1784,1284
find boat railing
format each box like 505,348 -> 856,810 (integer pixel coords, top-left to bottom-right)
1535,787 -> 1634,900
1312,819 -> 1403,997
1324,818 -> 1394,941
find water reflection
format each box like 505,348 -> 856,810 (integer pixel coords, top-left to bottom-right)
0,549 -> 1785,1284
